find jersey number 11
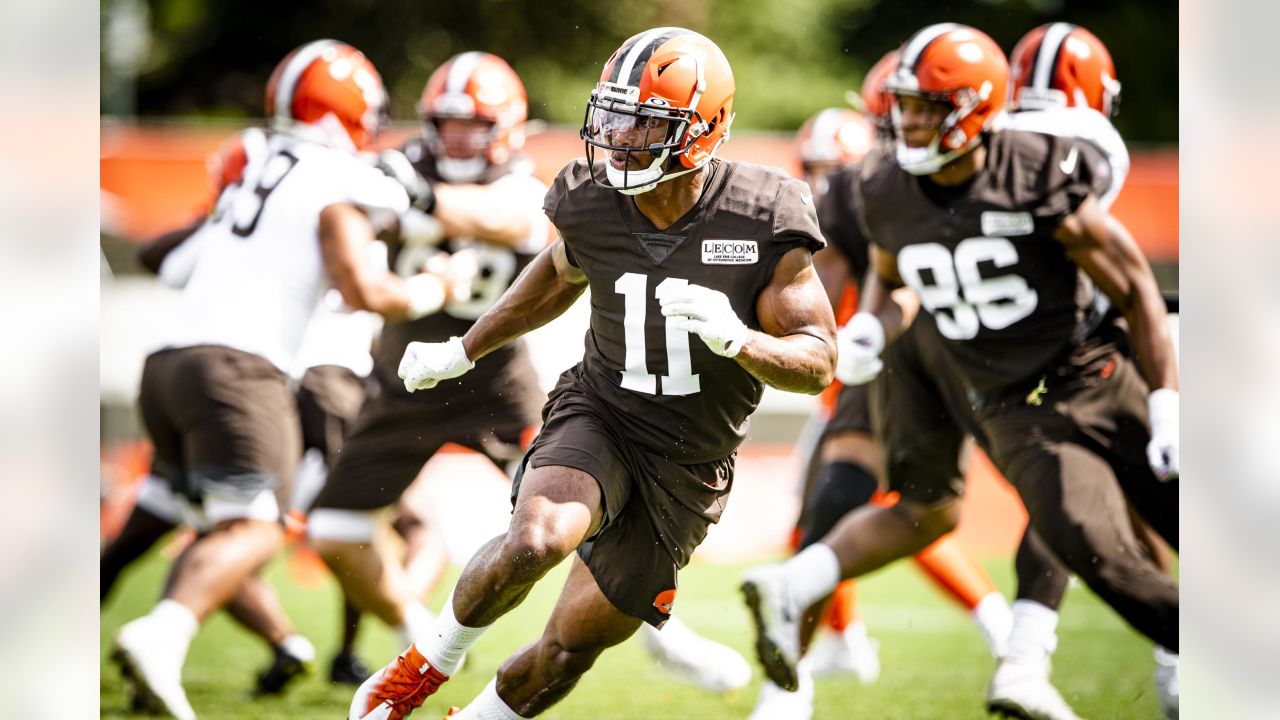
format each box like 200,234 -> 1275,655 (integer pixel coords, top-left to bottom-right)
615,272 -> 701,396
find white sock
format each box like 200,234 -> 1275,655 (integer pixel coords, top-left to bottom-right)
779,544 -> 842,612
972,591 -> 1014,658
450,678 -> 525,720
398,600 -> 437,648
1005,599 -> 1059,664
420,593 -> 489,676
280,634 -> 316,663
148,599 -> 199,659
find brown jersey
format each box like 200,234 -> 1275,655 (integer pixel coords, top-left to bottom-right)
856,129 -> 1111,396
374,138 -> 546,398
544,158 -> 824,463
816,163 -> 871,285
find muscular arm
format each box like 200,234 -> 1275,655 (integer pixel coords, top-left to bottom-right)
461,236 -> 587,361
857,244 -> 920,341
433,183 -> 537,248
734,247 -> 838,394
812,246 -> 851,311
1055,195 -> 1178,391
320,202 -> 434,322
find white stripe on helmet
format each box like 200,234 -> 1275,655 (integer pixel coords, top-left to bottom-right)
275,40 -> 338,122
1033,23 -> 1076,91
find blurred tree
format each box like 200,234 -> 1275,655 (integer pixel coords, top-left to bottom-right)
109,0 -> 1175,142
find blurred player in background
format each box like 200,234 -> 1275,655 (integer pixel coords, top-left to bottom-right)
304,49 -> 552,666
106,39 -> 489,719
996,23 -> 1179,720
351,28 -> 835,720
743,23 -> 1178,720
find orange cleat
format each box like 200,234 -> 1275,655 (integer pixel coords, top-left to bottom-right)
348,644 -> 450,720
442,708 -> 460,718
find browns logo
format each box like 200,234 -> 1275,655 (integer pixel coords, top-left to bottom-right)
652,588 -> 677,615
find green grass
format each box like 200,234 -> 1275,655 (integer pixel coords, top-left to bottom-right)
100,546 -> 1163,719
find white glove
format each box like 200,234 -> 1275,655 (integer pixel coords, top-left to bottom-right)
658,283 -> 750,358
404,273 -> 448,320
1146,388 -> 1179,481
835,312 -> 885,385
398,336 -> 475,392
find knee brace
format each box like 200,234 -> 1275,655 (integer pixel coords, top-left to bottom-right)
799,461 -> 880,549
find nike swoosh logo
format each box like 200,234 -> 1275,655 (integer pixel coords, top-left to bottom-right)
1059,146 -> 1079,175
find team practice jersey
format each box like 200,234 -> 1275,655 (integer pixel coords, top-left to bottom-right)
158,128 -> 409,372
1006,105 -> 1129,209
544,158 -> 825,463
373,139 -> 550,397
856,129 -> 1111,395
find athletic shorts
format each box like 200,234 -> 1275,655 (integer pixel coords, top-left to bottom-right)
295,364 -> 367,464
512,367 -> 734,627
310,355 -> 544,512
823,382 -> 872,438
871,320 -> 979,505
138,345 -> 299,514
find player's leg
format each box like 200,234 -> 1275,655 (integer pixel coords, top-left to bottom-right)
453,556 -> 642,718
308,388 -> 444,645
348,460 -> 607,719
101,475 -> 181,602
113,348 -> 300,720
742,323 -> 967,692
227,573 -> 318,695
911,529 -> 1013,657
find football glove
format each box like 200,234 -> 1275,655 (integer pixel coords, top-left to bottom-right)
398,336 -> 475,392
659,283 -> 750,358
376,149 -> 436,214
1146,388 -> 1179,481
835,312 -> 884,385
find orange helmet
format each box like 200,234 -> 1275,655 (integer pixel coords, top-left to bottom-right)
582,28 -> 735,194
418,52 -> 529,182
265,40 -> 387,152
886,24 -> 1008,175
860,50 -> 900,132
1010,23 -> 1121,117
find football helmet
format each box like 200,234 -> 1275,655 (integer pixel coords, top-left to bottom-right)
418,52 -> 528,183
1010,23 -> 1121,117
582,27 -> 735,195
265,40 -> 387,152
860,50 -> 900,134
885,24 -> 1008,175
795,108 -> 874,195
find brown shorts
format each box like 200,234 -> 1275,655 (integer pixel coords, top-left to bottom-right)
139,345 -> 300,503
871,321 -> 977,505
512,367 -> 734,627
823,382 -> 872,438
310,359 -> 544,512
295,364 -> 367,464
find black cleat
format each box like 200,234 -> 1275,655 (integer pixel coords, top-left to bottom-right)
329,651 -> 372,685
253,645 -> 314,696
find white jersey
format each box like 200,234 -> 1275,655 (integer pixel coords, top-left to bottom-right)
1007,106 -> 1130,210
155,129 -> 409,372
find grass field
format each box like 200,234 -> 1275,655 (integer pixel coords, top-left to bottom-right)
100,545 -> 1164,719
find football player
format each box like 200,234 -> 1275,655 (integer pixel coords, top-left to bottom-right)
107,40 -> 472,719
348,28 -> 837,720
742,23 -> 1177,720
996,23 -> 1179,720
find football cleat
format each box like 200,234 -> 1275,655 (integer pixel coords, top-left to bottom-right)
986,656 -> 1082,720
253,636 -> 316,696
747,662 -> 814,720
1154,647 -> 1178,719
741,566 -> 802,691
807,620 -> 881,683
641,616 -> 752,692
332,651 -> 374,685
349,644 -> 450,720
112,618 -> 197,720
